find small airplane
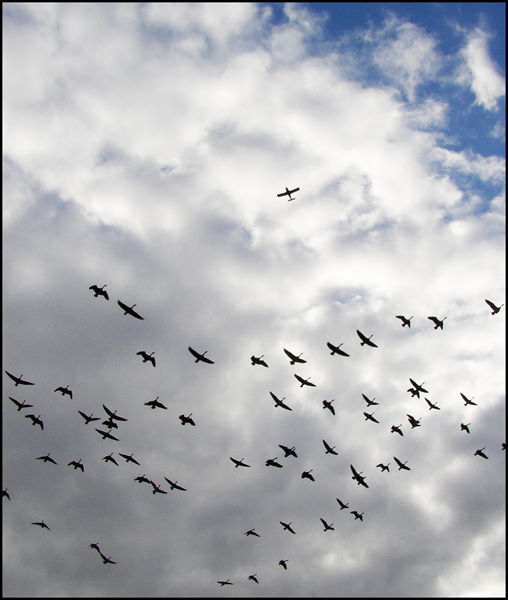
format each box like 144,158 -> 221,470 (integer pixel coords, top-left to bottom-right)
485,299 -> 504,315
301,469 -> 315,481
3,488 -> 11,501
230,457 -> 251,468
98,551 -> 116,565
460,423 -> 471,434
102,404 -> 127,422
25,414 -> 44,430
277,186 -> 300,201
283,348 -> 306,365
68,459 -> 84,472
266,457 -> 283,468
164,477 -> 186,491
407,414 -> 421,428
320,518 -> 334,532
460,393 -> 477,407
78,410 -> 100,424
5,371 -> 35,386
356,330 -> 378,347
322,399 -> 335,415
278,444 -> 297,458
280,521 -> 296,534
54,385 -> 73,399
396,315 -> 413,328
217,580 -> 233,586
351,511 -> 364,521
179,413 -> 196,426
102,417 -> 118,429
90,542 -> 101,553
247,574 -> 259,583
150,481 -> 168,495
409,379 -> 428,396
393,456 -> 410,471
294,374 -> 316,387
119,453 -> 140,465
474,447 -> 488,459
102,453 -> 118,466
95,428 -> 119,441
36,453 -> 57,465
428,316 -> 446,330
364,411 -> 379,424
136,351 -> 156,367
270,391 -> 292,411
376,463 -> 390,472
117,300 -> 144,320
89,284 -> 109,300
244,529 -> 260,537
9,397 -> 33,411
391,424 -> 403,436
362,394 -> 379,407
425,398 -> 440,411
144,397 -> 167,410
279,559 -> 289,570
350,464 -> 369,488
31,520 -> 50,530
327,342 -> 349,356
322,439 -> 338,455
134,474 -> 151,484
250,355 -> 268,367
188,346 -> 214,364
336,498 -> 349,510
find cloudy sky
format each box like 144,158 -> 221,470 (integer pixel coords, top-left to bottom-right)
3,2 -> 505,597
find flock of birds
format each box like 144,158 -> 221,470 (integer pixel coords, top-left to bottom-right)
4,269 -> 504,588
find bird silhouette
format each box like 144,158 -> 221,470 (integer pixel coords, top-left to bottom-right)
164,478 -> 186,491
36,453 -> 57,465
279,559 -> 289,569
68,459 -> 84,472
322,440 -> 338,455
230,457 -> 250,468
428,316 -> 447,330
474,447 -> 488,459
407,414 -> 421,428
460,423 -> 471,434
89,284 -> 109,299
217,580 -> 233,586
95,428 -> 119,441
136,351 -> 156,367
396,315 -> 413,327
362,394 -> 379,406
250,355 -> 268,367
393,456 -> 410,470
320,518 -> 334,531
117,300 -> 144,320
391,424 -> 404,436
25,414 -> 44,430
248,574 -> 259,583
376,463 -> 390,472
244,529 -> 260,537
179,413 -> 195,426
119,453 -> 140,465
301,469 -> 315,481
5,371 -> 35,386
294,374 -> 316,387
9,397 -> 33,411
78,410 -> 100,424
266,457 -> 283,468
336,498 -> 349,510
150,481 -> 168,495
364,411 -> 379,423
351,511 -> 364,521
54,385 -> 73,399
280,521 -> 296,534
135,474 -> 151,484
102,453 -> 118,466
425,398 -> 441,410
485,299 -> 504,315
3,488 -> 11,501
278,445 -> 297,458
144,397 -> 167,410
322,399 -> 335,415
31,520 -> 50,530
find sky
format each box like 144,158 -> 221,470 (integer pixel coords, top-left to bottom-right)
2,2 -> 505,597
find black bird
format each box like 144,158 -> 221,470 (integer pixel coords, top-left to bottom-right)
266,457 -> 283,468
102,404 -> 128,422
283,348 -> 306,364
294,374 -> 316,387
89,284 -> 109,300
320,518 -> 334,531
3,488 -> 11,500
474,447 -> 489,459
425,398 -> 441,410
25,414 -> 44,430
407,414 -> 421,428
362,393 -> 379,407
244,529 -> 260,537
407,387 -> 420,398
68,459 -> 84,472
460,393 -> 477,406
351,511 -> 364,521
278,444 -> 297,458
322,439 -> 338,455
144,397 -> 167,410
336,498 -> 349,510
188,346 -> 214,364
301,469 -> 315,481
102,417 -> 118,429
95,428 -> 119,441
460,423 -> 471,434
248,574 -> 259,583
150,481 -> 168,495
179,413 -> 195,426
428,316 -> 446,330
356,330 -> 378,347
280,521 -> 296,534
350,464 -> 369,488
90,542 -> 101,553
279,559 -> 289,569
364,411 -> 379,424
9,397 -> 33,411
277,186 -> 300,200
54,385 -> 73,399
409,378 -> 428,396
98,551 -> 116,564
102,453 -> 118,466
250,355 -> 268,367
134,474 -> 151,484
396,315 -> 413,327
270,391 -> 292,411
485,299 -> 504,315
230,457 -> 250,468
217,580 -> 233,586
391,424 -> 404,436
36,453 -> 57,465
393,456 -> 411,470
164,478 -> 186,491
31,520 -> 50,530
376,463 -> 390,472
119,453 -> 140,465
136,351 -> 156,367
5,371 -> 35,386
322,399 -> 335,415
78,410 -> 100,424
326,341 -> 349,356
117,300 -> 144,320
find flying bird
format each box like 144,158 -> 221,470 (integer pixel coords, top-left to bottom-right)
250,355 -> 268,367
409,378 -> 428,395
322,439 -> 338,455
248,574 -> 259,583
266,457 -> 283,468
217,580 -> 233,586
54,385 -> 73,399
102,404 -> 128,422
25,413 -> 44,430
336,498 -> 349,510
78,410 -> 100,424
270,391 -> 292,411
31,520 -> 50,530
279,445 -> 297,458
474,447 -> 489,459
391,424 -> 404,436
36,453 -> 57,465
356,330 -> 378,347
326,341 -> 349,356
150,481 -> 168,495
320,518 -> 334,531
230,457 -> 251,468
407,387 -> 420,398
279,559 -> 289,569
283,348 -> 306,364
277,186 -> 300,201
144,397 -> 167,410
425,398 -> 441,411
485,299 -> 504,315
89,284 -> 109,299
134,474 -> 151,484
179,413 -> 196,426
136,351 -> 156,367
98,551 -> 116,565
428,316 -> 447,330
364,411 -> 379,424
322,399 -> 335,415
188,346 -> 214,364
164,477 -> 186,491
280,521 -> 296,534
407,414 -> 421,428
102,453 -> 118,466
68,459 -> 84,472
3,488 -> 11,501
376,463 -> 390,472
393,456 -> 411,470
396,315 -> 413,327
460,423 -> 471,434
119,453 -> 140,465
351,511 -> 364,521
362,394 -> 379,407
9,397 -> 33,411
350,464 -> 369,488
294,374 -> 316,387
90,542 -> 101,553
460,393 -> 477,406
301,469 -> 315,481
95,428 -> 119,441
5,371 -> 35,386
244,529 -> 260,537
117,300 -> 144,320
102,417 -> 118,429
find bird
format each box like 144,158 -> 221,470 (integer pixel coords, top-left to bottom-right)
244,529 -> 260,537
485,299 -> 504,315
279,559 -> 289,569
150,481 -> 168,495
278,445 -> 297,458
188,346 -> 214,364
356,330 -> 378,347
391,424 -> 404,436
362,393 -> 379,406
336,498 -> 349,510
301,469 -> 315,481
5,371 -> 35,386
396,315 -> 413,327
98,551 -> 116,565
280,521 -> 296,534
164,478 -> 186,491
95,428 -> 119,441
117,300 -> 144,320
102,404 -> 128,422
68,459 -> 84,472
407,414 -> 421,428
409,378 -> 428,395
266,457 -> 283,468
119,453 -> 140,465
179,413 -> 195,426
78,410 -> 100,424
283,348 -> 306,364
217,580 -> 233,586
89,284 -> 109,299
9,397 -> 33,411
250,355 -> 268,367
31,520 -> 50,530
102,453 -> 118,466
393,456 -> 411,470
322,439 -> 338,455
144,397 -> 167,410
102,417 -> 118,430
320,518 -> 334,531
428,316 -> 447,330
460,423 -> 471,434
425,398 -> 441,410
474,447 -> 489,459
54,385 -> 73,399
407,387 -> 420,398
364,411 -> 379,423
294,374 -> 316,387
36,453 -> 57,465
460,393 -> 477,406
376,463 -> 390,472
247,574 -> 259,583
322,399 -> 335,415
326,341 -> 350,356
3,488 -> 11,500
136,351 -> 156,367
230,457 -> 250,468
351,511 -> 364,521
90,542 -> 101,553
270,391 -> 292,411
25,414 -> 44,430
134,474 -> 151,484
